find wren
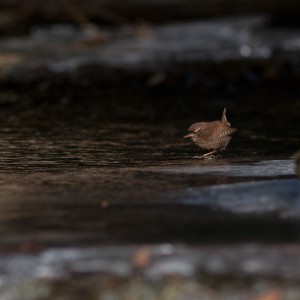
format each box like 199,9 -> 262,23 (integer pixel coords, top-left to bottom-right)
184,108 -> 237,159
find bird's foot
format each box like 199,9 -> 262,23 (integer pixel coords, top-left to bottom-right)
193,155 -> 216,160
204,154 -> 217,160
193,150 -> 220,160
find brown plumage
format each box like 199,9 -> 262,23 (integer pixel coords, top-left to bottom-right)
184,108 -> 237,159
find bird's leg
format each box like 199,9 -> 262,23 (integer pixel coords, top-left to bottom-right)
194,150 -> 218,159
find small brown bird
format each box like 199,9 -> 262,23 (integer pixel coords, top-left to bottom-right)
184,108 -> 237,159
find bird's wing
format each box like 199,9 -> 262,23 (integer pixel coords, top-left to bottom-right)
197,121 -> 236,140
198,125 -> 218,140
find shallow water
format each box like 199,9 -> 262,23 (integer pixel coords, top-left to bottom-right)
0,121 -> 298,298
0,122 -> 297,245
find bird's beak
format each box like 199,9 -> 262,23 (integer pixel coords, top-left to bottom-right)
184,133 -> 193,138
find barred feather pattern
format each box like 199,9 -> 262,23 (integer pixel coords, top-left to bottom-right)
189,120 -> 237,151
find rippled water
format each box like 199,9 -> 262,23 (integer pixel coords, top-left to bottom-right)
0,121 -> 298,299
0,122 -> 297,247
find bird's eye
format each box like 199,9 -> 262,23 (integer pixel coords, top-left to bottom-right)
227,122 -> 231,127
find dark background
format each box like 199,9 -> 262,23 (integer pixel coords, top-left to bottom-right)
1,0 -> 300,129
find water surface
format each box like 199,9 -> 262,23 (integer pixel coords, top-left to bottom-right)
0,121 -> 298,298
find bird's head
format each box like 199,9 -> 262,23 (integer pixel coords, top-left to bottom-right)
184,122 -> 206,140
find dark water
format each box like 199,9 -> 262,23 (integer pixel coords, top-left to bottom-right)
0,121 -> 297,243
0,122 -> 296,244
0,121 -> 299,299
